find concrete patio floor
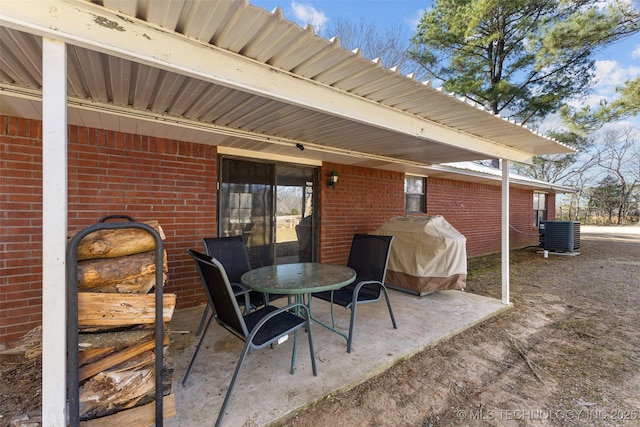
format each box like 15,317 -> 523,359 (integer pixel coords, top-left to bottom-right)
165,289 -> 510,427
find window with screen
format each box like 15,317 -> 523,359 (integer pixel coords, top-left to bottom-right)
405,176 -> 426,213
533,193 -> 547,227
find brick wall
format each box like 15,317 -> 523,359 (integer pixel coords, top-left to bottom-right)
547,194 -> 556,221
319,163 -> 405,264
1,114 -> 545,346
1,116 -> 43,346
427,177 -> 540,255
66,125 -> 218,311
509,187 -> 541,250
1,115 -> 217,345
316,165 -> 541,261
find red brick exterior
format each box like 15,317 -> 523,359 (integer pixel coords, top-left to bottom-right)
426,177 -> 543,255
1,116 -> 216,345
319,163 -> 405,264
1,116 -> 43,346
547,194 -> 556,222
1,114 -> 549,345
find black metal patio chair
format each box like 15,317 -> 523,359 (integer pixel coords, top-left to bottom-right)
195,236 -> 283,336
312,234 -> 397,353
182,249 -> 318,427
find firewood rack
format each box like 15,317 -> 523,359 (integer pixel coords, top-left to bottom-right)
66,215 -> 165,426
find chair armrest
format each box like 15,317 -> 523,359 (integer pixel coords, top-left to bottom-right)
353,279 -> 382,288
230,283 -> 251,311
230,282 -> 250,296
351,280 -> 385,302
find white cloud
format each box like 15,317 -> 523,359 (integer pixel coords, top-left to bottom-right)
593,0 -> 633,9
594,60 -> 628,87
290,2 -> 328,33
571,59 -> 640,109
407,8 -> 428,31
633,44 -> 640,59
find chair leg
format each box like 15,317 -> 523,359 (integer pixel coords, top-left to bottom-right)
305,316 -> 318,376
346,285 -> 397,353
346,303 -> 357,353
329,291 -> 337,328
215,341 -> 254,427
195,304 -> 210,337
288,307 -> 318,376
290,329 -> 299,374
381,286 -> 398,329
182,312 -> 214,385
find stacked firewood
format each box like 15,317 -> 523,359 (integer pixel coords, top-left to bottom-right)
70,220 -> 176,426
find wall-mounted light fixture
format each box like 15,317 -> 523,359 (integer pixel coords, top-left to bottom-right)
327,170 -> 339,188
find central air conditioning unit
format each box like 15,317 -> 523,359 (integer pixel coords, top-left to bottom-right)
539,221 -> 581,252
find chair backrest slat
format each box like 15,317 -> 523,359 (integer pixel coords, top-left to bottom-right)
202,236 -> 251,284
188,249 -> 249,339
346,234 -> 393,296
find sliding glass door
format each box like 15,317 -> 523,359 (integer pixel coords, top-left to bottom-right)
218,157 -> 316,267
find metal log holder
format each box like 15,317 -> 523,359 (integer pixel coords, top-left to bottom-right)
67,215 -> 165,426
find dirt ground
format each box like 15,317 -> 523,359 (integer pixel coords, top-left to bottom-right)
280,226 -> 640,427
1,226 -> 639,427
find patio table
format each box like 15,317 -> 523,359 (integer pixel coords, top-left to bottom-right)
241,262 -> 355,372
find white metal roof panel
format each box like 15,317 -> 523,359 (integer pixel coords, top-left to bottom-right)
0,0 -> 574,171
429,162 -> 577,192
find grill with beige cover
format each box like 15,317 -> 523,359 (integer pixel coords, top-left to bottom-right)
372,216 -> 467,296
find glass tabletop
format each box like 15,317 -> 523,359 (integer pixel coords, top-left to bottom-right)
240,262 -> 356,294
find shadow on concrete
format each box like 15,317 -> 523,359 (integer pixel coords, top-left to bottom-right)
166,289 -> 510,427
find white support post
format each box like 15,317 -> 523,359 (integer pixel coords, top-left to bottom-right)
501,159 -> 510,304
41,37 -> 67,426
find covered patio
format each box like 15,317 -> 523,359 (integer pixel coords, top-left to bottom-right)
168,290 -> 508,426
0,1 -> 574,424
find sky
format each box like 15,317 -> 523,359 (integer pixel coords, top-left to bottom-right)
251,0 -> 640,125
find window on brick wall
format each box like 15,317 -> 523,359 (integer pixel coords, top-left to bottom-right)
405,176 -> 426,213
533,192 -> 547,227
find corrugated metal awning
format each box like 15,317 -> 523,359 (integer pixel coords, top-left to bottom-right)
425,162 -> 576,193
0,0 -> 573,171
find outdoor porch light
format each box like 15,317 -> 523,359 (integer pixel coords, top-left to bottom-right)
327,171 -> 339,188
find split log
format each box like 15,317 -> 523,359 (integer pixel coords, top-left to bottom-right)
78,273 -> 167,294
77,250 -> 168,291
79,347 -> 117,367
111,273 -> 167,294
79,330 -> 155,350
78,293 -> 176,329
79,333 -> 169,381
70,220 -> 166,261
78,330 -> 159,365
1,325 -> 44,359
79,351 -> 156,418
79,394 -> 175,427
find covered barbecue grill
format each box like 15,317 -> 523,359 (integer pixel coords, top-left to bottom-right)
372,216 -> 467,295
